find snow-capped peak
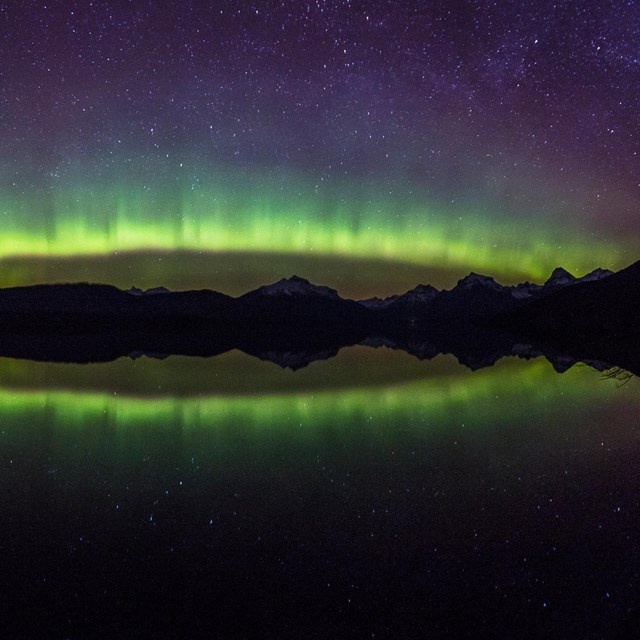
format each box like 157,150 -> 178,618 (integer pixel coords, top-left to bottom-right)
510,282 -> 543,299
456,273 -> 503,291
257,275 -> 340,299
508,266 -> 611,299
578,268 -> 614,283
402,284 -> 439,301
127,286 -> 170,296
358,296 -> 394,309
545,267 -> 576,287
359,284 -> 439,309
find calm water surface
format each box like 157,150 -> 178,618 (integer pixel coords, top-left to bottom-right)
1,347 -> 638,638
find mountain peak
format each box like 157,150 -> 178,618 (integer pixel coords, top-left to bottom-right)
579,267 -> 614,282
545,267 -> 575,286
456,272 -> 502,291
255,276 -> 340,299
127,286 -> 171,296
401,284 -> 439,302
406,284 -> 438,295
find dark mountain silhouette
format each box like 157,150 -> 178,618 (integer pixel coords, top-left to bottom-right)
491,260 -> 640,373
496,261 -> 638,335
228,276 -> 372,359
233,275 -> 369,330
0,263 -> 633,374
0,283 -> 233,332
360,284 -> 438,310
369,265 -> 613,326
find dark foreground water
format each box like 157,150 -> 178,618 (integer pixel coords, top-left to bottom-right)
0,348 -> 638,638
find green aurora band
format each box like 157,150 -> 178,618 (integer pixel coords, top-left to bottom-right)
0,353 -> 631,436
1,171 -> 633,283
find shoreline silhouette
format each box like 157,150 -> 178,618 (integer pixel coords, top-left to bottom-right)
0,260 -> 635,374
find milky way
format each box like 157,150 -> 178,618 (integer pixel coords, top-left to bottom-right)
1,1 -> 639,290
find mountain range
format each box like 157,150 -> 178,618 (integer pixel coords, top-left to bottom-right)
0,261 -> 635,374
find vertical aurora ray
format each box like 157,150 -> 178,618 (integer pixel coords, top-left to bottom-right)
0,354 -> 630,435
0,171 -> 633,282
2,4 -> 640,636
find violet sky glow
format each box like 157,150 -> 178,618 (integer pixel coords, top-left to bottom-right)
1,1 -> 639,292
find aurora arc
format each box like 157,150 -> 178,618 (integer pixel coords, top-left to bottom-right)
0,353 -> 628,435
0,170 -> 632,285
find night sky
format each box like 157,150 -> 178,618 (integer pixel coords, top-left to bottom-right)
1,0 -> 639,294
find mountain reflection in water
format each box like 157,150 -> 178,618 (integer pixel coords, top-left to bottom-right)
0,348 -> 638,638
0,348 -> 626,429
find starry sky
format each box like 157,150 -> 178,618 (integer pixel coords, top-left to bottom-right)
1,0 -> 639,294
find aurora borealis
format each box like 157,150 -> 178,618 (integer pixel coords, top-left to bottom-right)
0,350 -> 628,433
1,1 -> 639,293
4,4 -> 640,635
3,347 -> 640,638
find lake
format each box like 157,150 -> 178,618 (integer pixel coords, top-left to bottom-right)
1,347 -> 638,638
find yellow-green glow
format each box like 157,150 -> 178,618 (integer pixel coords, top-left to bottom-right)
0,174 -> 632,283
0,353 -> 629,434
